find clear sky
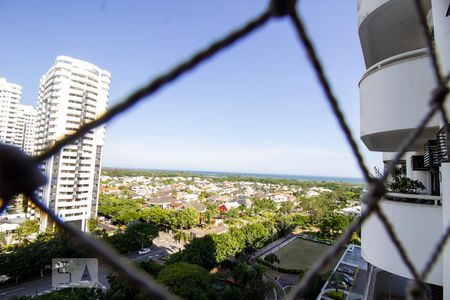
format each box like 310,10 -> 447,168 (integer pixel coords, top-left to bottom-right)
0,0 -> 381,179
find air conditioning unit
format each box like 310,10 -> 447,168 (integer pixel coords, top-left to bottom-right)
424,140 -> 439,168
437,126 -> 450,163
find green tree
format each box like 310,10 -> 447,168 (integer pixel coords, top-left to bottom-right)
211,233 -> 242,262
204,203 -> 218,225
14,219 -> 39,245
104,274 -> 142,300
106,222 -> 158,253
198,191 -> 213,201
264,253 -> 280,265
173,230 -> 190,244
0,231 -> 6,248
173,208 -> 198,229
0,233 -> 84,283
216,286 -> 243,300
252,198 -> 276,213
233,262 -> 264,287
141,206 -> 168,227
300,192 -> 338,225
157,262 -> 211,300
139,261 -> 163,278
279,201 -> 294,215
224,208 -> 239,225
103,261 -> 163,300
231,262 -> 272,300
241,223 -> 270,252
170,222 -> 274,269
106,233 -> 134,254
125,222 -> 159,249
98,194 -> 141,224
292,213 -> 307,229
169,236 -> 217,269
318,213 -> 351,238
87,218 -> 99,232
274,215 -> 293,237
116,210 -> 141,224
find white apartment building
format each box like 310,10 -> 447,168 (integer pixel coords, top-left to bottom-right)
34,55 -> 110,232
15,105 -> 37,155
0,77 -> 37,155
0,77 -> 21,146
357,0 -> 449,298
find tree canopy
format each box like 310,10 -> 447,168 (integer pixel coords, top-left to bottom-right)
157,262 -> 212,300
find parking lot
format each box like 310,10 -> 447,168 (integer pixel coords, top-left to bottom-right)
319,244 -> 367,300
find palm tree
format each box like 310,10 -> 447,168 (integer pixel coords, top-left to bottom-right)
264,253 -> 280,265
0,231 -> 6,248
173,230 -> 190,244
233,262 -> 265,288
264,253 -> 280,273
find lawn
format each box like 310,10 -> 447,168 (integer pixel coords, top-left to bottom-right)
271,238 -> 339,271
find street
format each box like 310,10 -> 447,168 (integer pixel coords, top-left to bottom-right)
0,232 -> 183,299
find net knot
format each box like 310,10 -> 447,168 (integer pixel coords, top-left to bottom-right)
406,281 -> 427,300
0,143 -> 47,212
430,83 -> 449,108
270,0 -> 296,17
363,178 -> 386,207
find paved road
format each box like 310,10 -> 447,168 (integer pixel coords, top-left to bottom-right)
0,264 -> 110,299
0,276 -> 53,299
265,272 -> 286,300
0,232 -> 183,299
251,233 -> 295,262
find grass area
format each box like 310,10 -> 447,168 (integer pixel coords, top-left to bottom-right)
271,238 -> 340,271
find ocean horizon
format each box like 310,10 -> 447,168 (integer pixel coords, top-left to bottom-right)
104,167 -> 365,184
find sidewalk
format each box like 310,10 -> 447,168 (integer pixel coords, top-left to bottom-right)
252,233 -> 296,261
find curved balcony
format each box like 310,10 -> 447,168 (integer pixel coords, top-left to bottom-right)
358,0 -> 430,68
357,0 -> 390,25
361,193 -> 442,285
360,49 -> 439,151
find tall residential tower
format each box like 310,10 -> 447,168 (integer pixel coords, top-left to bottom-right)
16,105 -> 37,155
357,0 -> 450,298
0,77 -> 37,155
0,78 -> 22,146
35,56 -> 110,232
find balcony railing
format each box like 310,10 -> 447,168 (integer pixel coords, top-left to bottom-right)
360,48 -> 429,84
384,192 -> 442,206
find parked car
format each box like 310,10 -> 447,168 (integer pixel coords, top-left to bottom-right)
337,267 -> 355,276
340,273 -> 353,285
138,248 -> 151,255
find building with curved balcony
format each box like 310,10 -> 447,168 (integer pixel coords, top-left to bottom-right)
34,56 -> 111,232
357,0 -> 450,298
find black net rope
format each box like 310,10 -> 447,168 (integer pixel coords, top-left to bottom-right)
0,0 -> 449,299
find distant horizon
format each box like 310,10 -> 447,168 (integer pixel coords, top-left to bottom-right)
102,165 -> 365,183
1,1 -> 383,178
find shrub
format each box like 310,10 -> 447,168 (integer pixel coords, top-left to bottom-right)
326,290 -> 345,300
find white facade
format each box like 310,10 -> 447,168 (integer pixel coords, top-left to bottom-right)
35,56 -> 111,232
0,77 -> 37,154
16,105 -> 37,155
0,78 -> 22,146
358,0 -> 450,298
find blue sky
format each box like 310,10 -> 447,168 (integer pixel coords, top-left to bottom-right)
0,0 -> 381,178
